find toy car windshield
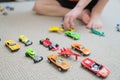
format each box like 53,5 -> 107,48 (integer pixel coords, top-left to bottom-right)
91,63 -> 103,70
80,46 -> 85,49
33,55 -> 43,61
9,43 -> 16,46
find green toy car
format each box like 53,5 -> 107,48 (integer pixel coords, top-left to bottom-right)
25,48 -> 43,63
64,31 -> 80,40
91,28 -> 105,37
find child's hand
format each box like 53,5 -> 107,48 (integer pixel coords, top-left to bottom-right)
63,8 -> 82,30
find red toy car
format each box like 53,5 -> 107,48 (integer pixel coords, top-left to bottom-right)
40,38 -> 59,51
81,58 -> 110,78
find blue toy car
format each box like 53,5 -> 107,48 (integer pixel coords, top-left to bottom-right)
116,24 -> 120,32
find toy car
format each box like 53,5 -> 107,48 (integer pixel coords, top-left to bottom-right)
5,6 -> 14,11
5,40 -> 20,52
64,31 -> 80,40
47,54 -> 70,71
19,35 -> 33,46
71,43 -> 91,56
81,58 -> 110,78
40,38 -> 59,51
90,28 -> 105,37
0,8 -> 5,12
49,26 -> 63,33
25,48 -> 43,63
116,24 -> 120,32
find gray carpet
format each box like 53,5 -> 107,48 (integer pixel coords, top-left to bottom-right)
0,0 -> 120,80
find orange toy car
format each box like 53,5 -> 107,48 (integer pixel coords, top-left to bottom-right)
71,43 -> 91,56
47,54 -> 70,71
0,8 -> 5,11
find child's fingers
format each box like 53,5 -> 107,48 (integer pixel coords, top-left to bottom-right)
63,16 -> 70,30
69,16 -> 75,29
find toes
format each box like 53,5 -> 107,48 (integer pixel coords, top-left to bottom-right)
92,23 -> 102,29
86,23 -> 92,29
82,14 -> 90,24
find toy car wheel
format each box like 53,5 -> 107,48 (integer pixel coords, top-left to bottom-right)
46,38 -> 49,40
48,59 -> 51,63
5,44 -> 7,47
25,44 -> 28,46
11,50 -> 14,52
96,74 -> 100,77
81,52 -> 86,56
19,39 -> 22,42
58,67 -> 62,71
81,64 -> 84,67
34,60 -> 37,63
71,47 -> 75,50
25,53 -> 29,57
55,44 -> 59,47
49,47 -> 52,50
74,38 -> 77,40
39,56 -> 43,61
81,64 -> 86,68
40,40 -> 43,44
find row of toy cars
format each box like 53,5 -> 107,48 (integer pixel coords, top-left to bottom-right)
49,26 -> 105,38
47,53 -> 110,78
5,35 -> 43,63
0,5 -> 14,15
4,35 -> 110,78
48,26 -> 110,78
49,26 -> 80,40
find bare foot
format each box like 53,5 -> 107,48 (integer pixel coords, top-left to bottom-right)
86,15 -> 103,29
80,9 -> 90,24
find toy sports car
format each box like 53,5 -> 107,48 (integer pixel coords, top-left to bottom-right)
49,26 -> 63,33
19,35 -> 33,46
116,24 -> 120,32
40,38 -> 59,51
5,6 -> 14,11
90,28 -> 105,37
71,43 -> 91,56
47,54 -> 70,71
81,58 -> 110,78
0,8 -> 5,12
64,31 -> 80,40
25,48 -> 43,63
5,40 -> 20,52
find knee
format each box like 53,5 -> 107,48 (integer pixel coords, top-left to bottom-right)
33,1 -> 44,13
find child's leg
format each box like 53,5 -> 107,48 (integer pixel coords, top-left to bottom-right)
86,0 -> 109,29
80,0 -> 98,25
33,0 -> 90,18
33,0 -> 71,16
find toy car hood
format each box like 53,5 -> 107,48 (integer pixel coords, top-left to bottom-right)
81,48 -> 91,55
99,66 -> 110,77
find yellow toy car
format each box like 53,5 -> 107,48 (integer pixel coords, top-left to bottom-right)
5,40 -> 20,52
19,35 -> 33,46
47,54 -> 70,71
49,26 -> 64,33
